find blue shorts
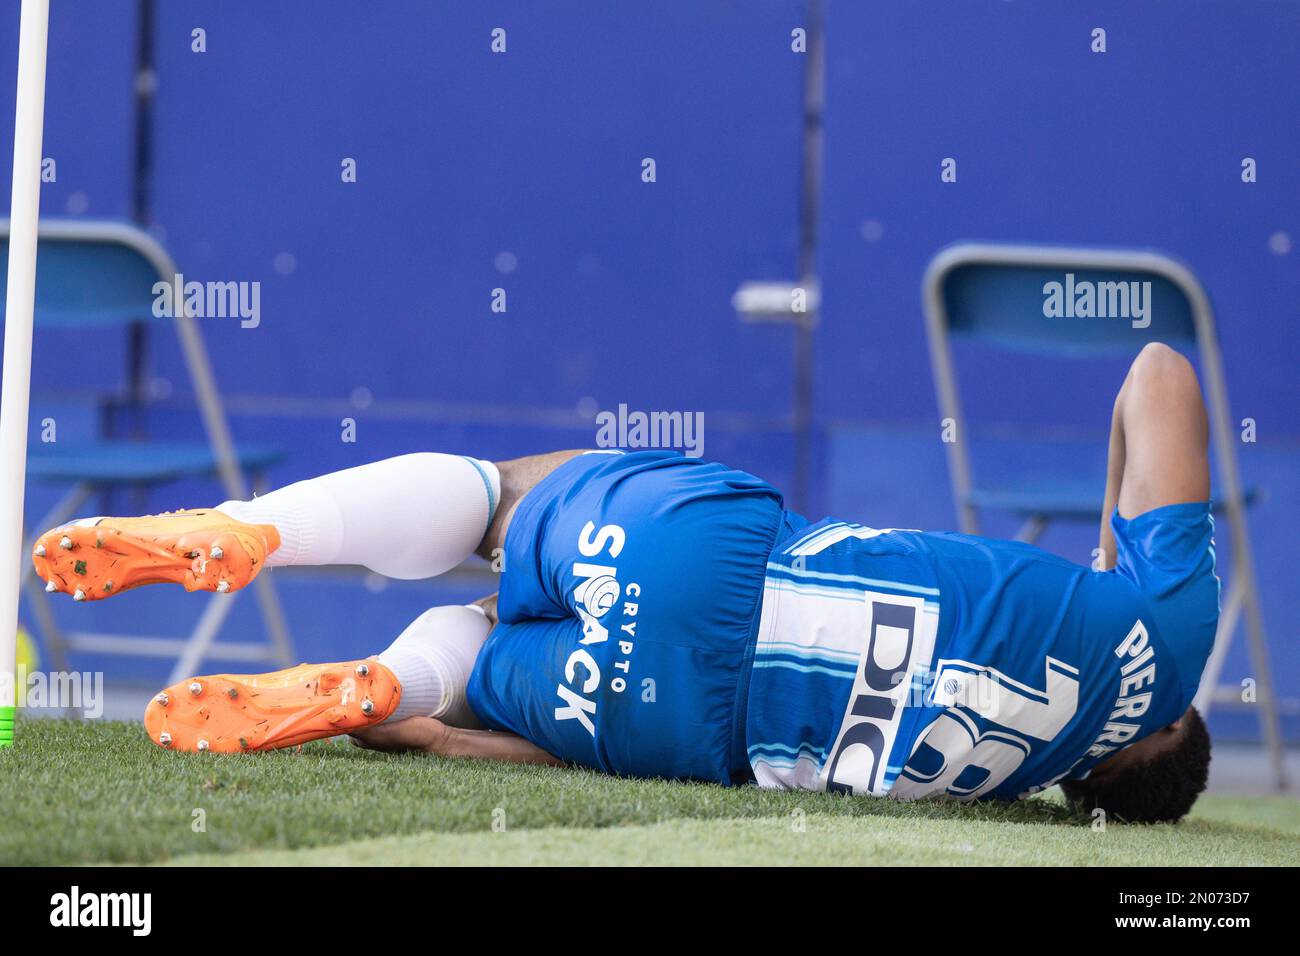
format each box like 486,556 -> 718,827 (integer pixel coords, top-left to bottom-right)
467,451 -> 797,784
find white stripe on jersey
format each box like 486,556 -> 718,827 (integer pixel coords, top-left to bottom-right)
766,563 -> 941,599
782,521 -> 923,556
750,525 -> 941,795
758,568 -> 938,664
752,752 -> 824,790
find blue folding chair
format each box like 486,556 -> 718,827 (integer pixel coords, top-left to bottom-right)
1,219 -> 293,684
922,242 -> 1285,788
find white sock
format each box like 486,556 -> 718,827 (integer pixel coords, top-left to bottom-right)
216,453 -> 500,579
376,604 -> 490,727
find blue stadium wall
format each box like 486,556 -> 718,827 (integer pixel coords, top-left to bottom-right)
2,1 -> 1296,742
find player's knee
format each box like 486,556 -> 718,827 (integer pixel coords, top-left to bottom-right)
1130,342 -> 1195,390
1125,342 -> 1202,407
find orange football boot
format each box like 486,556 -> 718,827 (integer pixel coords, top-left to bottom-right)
31,509 -> 280,602
144,659 -> 401,753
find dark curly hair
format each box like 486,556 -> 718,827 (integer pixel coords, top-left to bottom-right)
1061,707 -> 1211,824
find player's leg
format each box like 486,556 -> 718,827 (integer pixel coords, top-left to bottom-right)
216,453 -> 502,577
144,601 -> 495,753
218,448 -> 585,572
1097,342 -> 1210,569
33,449 -> 585,601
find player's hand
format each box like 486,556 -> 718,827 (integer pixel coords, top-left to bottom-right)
350,715 -> 453,755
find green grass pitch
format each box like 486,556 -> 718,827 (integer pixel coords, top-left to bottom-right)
2,719 -> 1296,866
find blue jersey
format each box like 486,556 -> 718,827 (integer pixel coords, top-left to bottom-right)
747,507 -> 1220,800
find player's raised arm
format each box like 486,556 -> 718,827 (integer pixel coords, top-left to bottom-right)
1097,342 -> 1211,569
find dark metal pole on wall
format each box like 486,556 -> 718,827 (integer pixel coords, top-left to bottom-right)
131,0 -> 154,226
114,0 -> 155,459
792,0 -> 825,514
124,0 -> 155,439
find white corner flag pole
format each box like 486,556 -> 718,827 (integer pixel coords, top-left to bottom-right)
0,0 -> 50,748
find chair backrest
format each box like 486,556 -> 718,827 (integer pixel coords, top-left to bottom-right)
921,243 -> 1234,535
0,219 -> 176,328
2,217 -> 255,503
924,243 -> 1210,357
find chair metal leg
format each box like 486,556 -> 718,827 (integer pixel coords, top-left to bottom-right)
27,484 -> 93,545
21,568 -> 68,674
1240,579 -> 1289,791
248,469 -> 294,667
166,591 -> 243,685
1196,324 -> 1288,788
251,572 -> 295,668
20,573 -> 79,718
1193,576 -> 1242,716
1190,565 -> 1287,790
21,484 -> 93,698
1014,513 -> 1048,544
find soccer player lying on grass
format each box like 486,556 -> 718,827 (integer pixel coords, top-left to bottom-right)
33,343 -> 1217,823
